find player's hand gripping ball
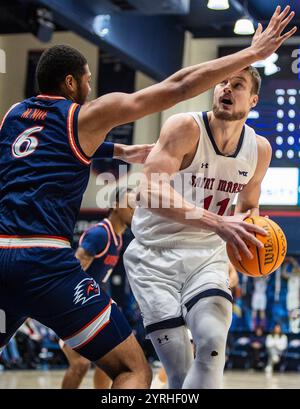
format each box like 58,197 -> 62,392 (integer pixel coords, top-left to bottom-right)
227,216 -> 287,277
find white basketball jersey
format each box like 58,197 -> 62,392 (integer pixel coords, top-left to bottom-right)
132,111 -> 258,248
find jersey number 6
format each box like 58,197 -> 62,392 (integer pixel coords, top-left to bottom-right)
12,126 -> 43,158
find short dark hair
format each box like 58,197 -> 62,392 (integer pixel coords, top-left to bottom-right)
36,44 -> 87,94
109,187 -> 133,210
243,66 -> 262,95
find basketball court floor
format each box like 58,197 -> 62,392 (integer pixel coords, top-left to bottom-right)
0,370 -> 300,389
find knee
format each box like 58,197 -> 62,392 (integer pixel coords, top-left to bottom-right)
106,357 -> 153,388
131,360 -> 153,387
195,331 -> 227,365
128,359 -> 152,387
71,358 -> 90,377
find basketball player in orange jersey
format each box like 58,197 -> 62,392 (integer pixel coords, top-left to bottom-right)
124,8 -> 296,388
0,6 -> 296,389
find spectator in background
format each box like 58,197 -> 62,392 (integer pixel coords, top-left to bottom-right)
251,277 -> 268,330
265,324 -> 288,374
249,326 -> 266,370
282,257 -> 300,333
0,337 -> 22,369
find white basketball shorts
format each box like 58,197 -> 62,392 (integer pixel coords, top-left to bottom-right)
124,239 -> 232,337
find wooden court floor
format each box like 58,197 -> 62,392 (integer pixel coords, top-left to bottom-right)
0,369 -> 300,389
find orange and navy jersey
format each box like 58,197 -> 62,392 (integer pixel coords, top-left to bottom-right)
79,218 -> 123,284
0,95 -> 91,243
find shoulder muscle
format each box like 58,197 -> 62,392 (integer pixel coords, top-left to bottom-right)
144,113 -> 200,175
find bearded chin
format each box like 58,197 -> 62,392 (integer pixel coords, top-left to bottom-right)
212,104 -> 247,121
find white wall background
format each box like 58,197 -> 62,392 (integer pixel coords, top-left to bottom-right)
0,32 -> 98,118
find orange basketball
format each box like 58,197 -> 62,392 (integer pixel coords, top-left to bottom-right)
227,216 -> 287,277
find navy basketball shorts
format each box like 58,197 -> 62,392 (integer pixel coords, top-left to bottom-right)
0,242 -> 132,362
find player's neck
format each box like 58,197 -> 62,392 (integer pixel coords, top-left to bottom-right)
108,212 -> 126,236
45,88 -> 74,101
208,111 -> 245,156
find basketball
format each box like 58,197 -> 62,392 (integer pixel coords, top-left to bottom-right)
227,216 -> 287,277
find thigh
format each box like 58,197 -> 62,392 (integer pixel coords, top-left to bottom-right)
124,240 -> 183,334
182,245 -> 232,316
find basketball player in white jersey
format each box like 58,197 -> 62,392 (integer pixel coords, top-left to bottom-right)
124,62 -> 274,388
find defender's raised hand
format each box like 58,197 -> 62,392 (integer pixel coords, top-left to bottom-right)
251,6 -> 297,60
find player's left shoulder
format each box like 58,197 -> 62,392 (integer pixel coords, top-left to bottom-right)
82,222 -> 109,241
255,134 -> 272,157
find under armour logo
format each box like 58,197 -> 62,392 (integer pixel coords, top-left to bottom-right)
201,163 -> 209,169
157,335 -> 169,344
239,170 -> 248,177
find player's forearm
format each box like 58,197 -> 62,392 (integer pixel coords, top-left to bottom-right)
179,207 -> 222,232
139,179 -> 222,232
154,204 -> 222,232
112,143 -> 126,160
129,47 -> 260,119
164,47 -> 258,104
78,258 -> 93,271
75,248 -> 94,271
93,142 -> 136,160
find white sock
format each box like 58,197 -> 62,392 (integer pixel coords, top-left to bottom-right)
149,326 -> 194,389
